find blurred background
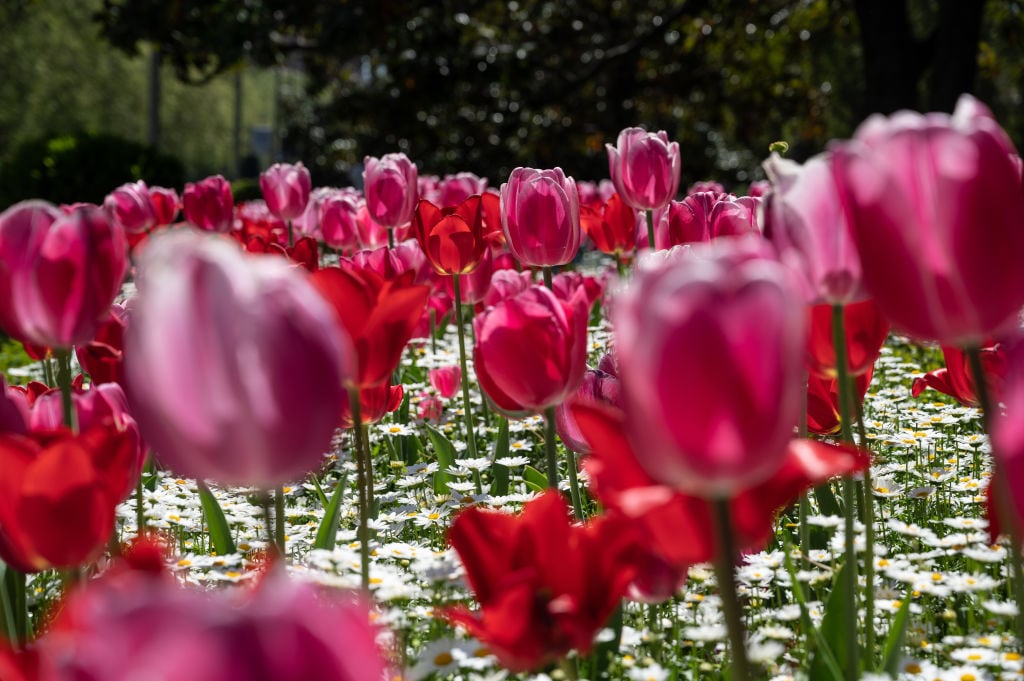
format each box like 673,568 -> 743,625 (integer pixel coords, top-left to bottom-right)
0,0 -> 1020,205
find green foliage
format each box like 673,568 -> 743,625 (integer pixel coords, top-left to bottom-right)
0,132 -> 184,206
231,178 -> 263,202
0,336 -> 31,379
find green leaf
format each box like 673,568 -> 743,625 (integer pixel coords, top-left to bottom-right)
313,475 -> 348,551
809,560 -> 856,679
523,465 -> 547,493
814,482 -> 841,517
490,417 -> 510,496
426,424 -> 455,495
309,474 -> 329,509
882,590 -> 913,676
197,481 -> 237,555
782,537 -> 844,681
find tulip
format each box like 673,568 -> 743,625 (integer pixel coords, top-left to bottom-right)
912,342 -> 1005,408
807,370 -> 874,436
259,162 -> 312,221
75,303 -> 127,386
182,175 -> 234,233
652,192 -> 761,250
832,94 -> 1024,345
339,380 -> 404,429
747,179 -> 771,197
443,247 -> 505,307
606,127 -> 681,211
0,201 -> 127,350
123,230 -> 351,488
442,490 -> 639,672
0,377 -> 29,434
318,189 -> 363,252
438,172 -> 487,207
688,180 -> 726,195
805,299 -> 890,378
413,195 -> 487,275
580,193 -> 638,257
429,366 -> 462,399
555,357 -> 622,454
149,186 -> 180,226
612,238 -> 805,495
104,180 -> 157,234
473,285 -> 588,415
0,423 -> 136,572
482,269 -> 533,308
363,153 -> 418,229
500,167 -> 581,268
551,271 -> 604,310
764,152 -> 865,305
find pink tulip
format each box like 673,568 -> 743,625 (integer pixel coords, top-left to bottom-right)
438,172 -> 488,207
651,192 -> 760,250
349,240 -> 431,285
123,230 -> 352,488
182,175 -> 234,233
612,238 -> 806,495
832,94 -> 1024,345
688,180 -> 726,196
317,189 -> 363,251
149,186 -> 180,226
260,162 -> 312,221
992,338 -> 1024,538
429,366 -> 462,399
474,284 -> 588,414
0,201 -> 127,349
747,180 -> 771,198
363,153 -> 418,228
764,152 -> 865,305
606,127 -> 681,210
500,167 -> 581,267
555,356 -> 623,453
482,269 -> 534,308
104,180 -> 157,234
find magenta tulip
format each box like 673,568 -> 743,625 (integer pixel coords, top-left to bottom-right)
104,180 -> 157,234
0,201 -> 127,349
606,127 -> 682,211
123,230 -> 352,488
363,153 -> 418,228
555,356 -> 623,454
260,162 -> 312,221
183,175 -> 234,233
438,172 -> 488,207
317,189 -> 363,251
149,186 -> 180,226
500,167 -> 581,267
612,237 -> 806,495
832,94 -> 1024,345
652,192 -> 761,250
428,366 -> 462,399
473,284 -> 588,415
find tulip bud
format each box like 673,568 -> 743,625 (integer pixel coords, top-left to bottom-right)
182,175 -> 234,233
606,127 -> 682,211
500,167 -> 582,267
260,162 -> 312,221
104,180 -> 157,234
363,153 -> 418,228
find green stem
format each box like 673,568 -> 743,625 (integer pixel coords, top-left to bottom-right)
55,349 -> 77,432
349,388 -> 370,591
135,454 -> 148,535
1,566 -> 27,645
546,407 -> 583,518
543,265 -> 554,290
711,497 -> 751,681
42,354 -> 54,386
274,485 -> 286,556
965,344 -> 1024,650
387,226 -> 395,249
544,405 -> 560,490
831,304 -> 860,681
645,209 -> 656,250
287,219 -> 294,248
853,382 -> 877,669
799,371 -> 810,557
429,307 -> 437,356
616,254 -> 628,279
452,275 -> 482,495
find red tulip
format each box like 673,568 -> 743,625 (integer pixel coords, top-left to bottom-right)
183,175 -> 234,233
0,201 -> 127,349
806,370 -> 874,436
611,237 -> 805,495
0,423 -> 136,572
473,285 -> 588,415
500,167 -> 581,267
442,490 -> 639,672
805,299 -> 890,378
911,342 -> 1005,408
104,180 -> 157,234
259,162 -> 312,221
580,193 -> 638,256
606,127 -> 681,211
339,380 -> 404,428
832,94 -> 1024,345
311,263 -> 430,388
413,195 -> 487,275
443,247 -> 505,307
652,192 -> 760,249
363,153 -> 418,228
76,303 -> 127,386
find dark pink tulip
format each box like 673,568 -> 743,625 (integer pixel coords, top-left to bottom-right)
500,167 -> 581,267
555,358 -> 623,453
418,174 -> 442,204
317,189 -> 363,251
606,127 -> 681,211
104,180 -> 157,234
182,175 -> 234,233
652,192 -> 760,250
473,284 -> 588,415
832,94 -> 1024,345
417,392 -> 444,421
260,162 -> 312,221
438,172 -> 487,207
349,240 -> 432,285
764,152 -> 864,305
0,377 -> 29,434
429,365 -> 462,399
354,203 -> 389,248
992,338 -> 1024,538
551,271 -> 604,310
612,238 -> 805,495
688,180 -> 725,196
747,180 -> 771,198
482,269 -> 534,308
149,186 -> 180,226
363,153 -> 418,228
123,230 -> 352,488
0,201 -> 127,349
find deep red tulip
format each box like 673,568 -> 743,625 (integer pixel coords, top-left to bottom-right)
652,192 -> 760,249
259,162 -> 312,221
311,263 -> 430,388
183,175 -> 234,233
580,193 -> 638,256
0,201 -> 127,349
413,195 -> 487,275
606,128 -> 681,211
832,94 -> 1024,345
0,423 -> 135,572
911,342 -> 1006,408
76,303 -> 127,386
806,370 -> 874,436
443,490 -> 639,672
500,167 -> 581,267
235,200 -> 286,246
473,285 -> 588,415
805,299 -> 890,378
104,180 -> 157,234
363,153 -> 418,228
339,380 -> 404,428
149,186 -> 180,226
480,190 -> 504,247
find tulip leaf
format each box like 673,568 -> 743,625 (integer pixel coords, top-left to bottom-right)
523,465 -> 548,493
313,476 -> 348,551
425,425 -> 455,495
809,560 -> 856,680
814,482 -> 841,518
782,537 -> 843,681
309,474 -> 330,510
490,417 -> 510,496
197,481 -> 237,556
882,589 -> 913,675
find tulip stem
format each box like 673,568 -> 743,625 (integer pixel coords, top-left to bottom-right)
42,354 -> 54,386
546,406 -> 583,519
136,454 -> 148,535
349,388 -> 371,591
831,304 -> 860,680
54,349 -> 77,432
645,209 -> 656,250
544,406 -> 560,491
387,227 -> 395,249
1,565 -> 27,645
852,383 -> 877,668
799,372 -> 810,557
274,485 -> 286,556
452,275 -> 483,494
711,496 -> 751,681
287,219 -> 294,248
616,254 -> 628,279
543,266 -> 554,290
965,344 -> 1024,651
